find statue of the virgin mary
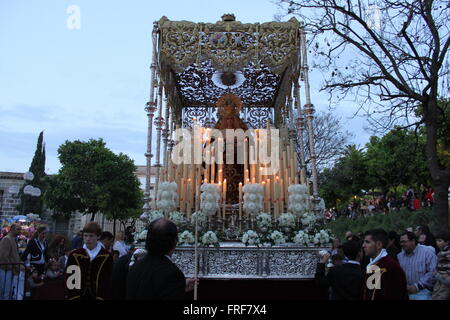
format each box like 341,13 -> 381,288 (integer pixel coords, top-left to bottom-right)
213,93 -> 247,204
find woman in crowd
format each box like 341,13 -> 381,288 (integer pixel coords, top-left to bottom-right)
113,231 -> 129,258
47,235 -> 67,260
21,226 -> 48,275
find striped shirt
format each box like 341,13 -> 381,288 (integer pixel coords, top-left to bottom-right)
397,244 -> 438,290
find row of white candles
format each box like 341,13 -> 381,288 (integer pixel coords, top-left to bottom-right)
159,121 -> 300,218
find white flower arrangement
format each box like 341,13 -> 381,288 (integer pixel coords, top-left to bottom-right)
156,182 -> 179,213
168,211 -> 185,226
287,184 -> 309,217
277,213 -> 296,229
200,184 -> 221,216
293,230 -> 311,245
191,211 -> 207,226
256,213 -> 272,230
269,230 -> 286,245
178,230 -> 195,245
149,210 -> 165,222
136,229 -> 148,242
313,230 -> 331,246
301,212 -> 316,229
139,212 -> 149,223
242,184 -> 264,217
201,231 -> 219,246
309,196 -> 326,214
241,230 -> 260,246
139,210 -> 164,224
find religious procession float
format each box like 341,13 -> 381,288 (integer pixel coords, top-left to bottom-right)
136,14 -> 331,281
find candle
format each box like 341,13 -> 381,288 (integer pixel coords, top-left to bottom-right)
279,177 -> 284,213
258,167 -> 263,185
238,182 -> 243,220
274,177 -> 280,218
217,182 -> 222,218
244,169 -> 249,185
222,179 -> 227,219
244,137 -> 248,179
205,150 -> 210,182
218,169 -> 223,185
211,156 -> 215,183
261,181 -> 267,212
266,178 -> 271,212
186,180 -> 192,218
285,168 -> 289,196
180,178 -> 186,213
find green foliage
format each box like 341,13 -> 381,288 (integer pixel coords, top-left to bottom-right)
18,131 -> 46,214
320,128 -> 430,207
44,139 -> 142,223
319,145 -> 371,208
365,127 -> 428,190
326,208 -> 447,240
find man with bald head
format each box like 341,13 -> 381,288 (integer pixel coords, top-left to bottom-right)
126,218 -> 197,300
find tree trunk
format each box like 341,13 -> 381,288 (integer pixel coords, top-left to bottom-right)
432,182 -> 449,232
90,212 -> 96,222
424,99 -> 449,233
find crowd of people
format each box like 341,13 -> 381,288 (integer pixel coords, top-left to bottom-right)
324,186 -> 435,221
315,226 -> 450,300
1,218 -> 449,300
0,223 -> 136,300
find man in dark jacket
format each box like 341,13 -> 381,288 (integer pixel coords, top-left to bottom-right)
110,251 -> 132,299
126,218 -> 197,300
315,240 -> 365,300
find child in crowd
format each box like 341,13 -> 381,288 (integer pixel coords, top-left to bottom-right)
45,260 -> 62,280
28,268 -> 45,288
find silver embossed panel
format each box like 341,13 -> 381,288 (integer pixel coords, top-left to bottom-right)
170,243 -> 329,280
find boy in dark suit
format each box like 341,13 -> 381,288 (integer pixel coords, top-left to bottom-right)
315,239 -> 365,300
65,222 -> 113,300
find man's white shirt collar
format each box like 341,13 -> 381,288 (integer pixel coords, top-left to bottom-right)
83,243 -> 102,261
367,248 -> 388,269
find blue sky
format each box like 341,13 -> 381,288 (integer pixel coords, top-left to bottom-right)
0,0 -> 371,174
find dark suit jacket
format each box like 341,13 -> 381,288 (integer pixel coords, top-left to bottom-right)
65,247 -> 113,300
21,238 -> 48,265
362,256 -> 409,300
110,252 -> 133,300
126,254 -> 186,300
315,262 -> 365,300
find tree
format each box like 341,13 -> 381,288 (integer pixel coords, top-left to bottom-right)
277,0 -> 450,232
19,131 -> 46,215
302,111 -> 352,172
44,139 -> 143,230
101,153 -> 143,236
365,127 -> 429,193
319,144 -> 371,207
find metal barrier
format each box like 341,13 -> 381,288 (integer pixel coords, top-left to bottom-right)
0,263 -> 27,300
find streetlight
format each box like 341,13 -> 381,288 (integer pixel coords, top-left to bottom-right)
20,171 -> 42,214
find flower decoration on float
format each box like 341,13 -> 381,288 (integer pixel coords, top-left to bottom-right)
178,231 -> 195,245
242,230 -> 260,246
201,231 -> 219,246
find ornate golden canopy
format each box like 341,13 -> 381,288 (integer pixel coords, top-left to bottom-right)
155,15 -> 303,114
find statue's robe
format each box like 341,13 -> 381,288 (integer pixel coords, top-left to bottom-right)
213,113 -> 248,204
